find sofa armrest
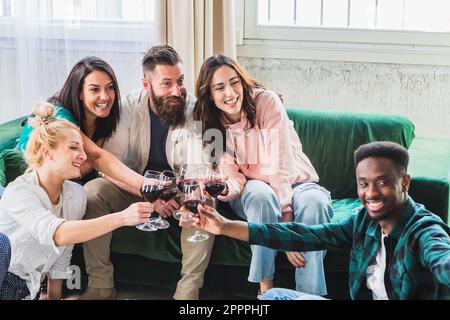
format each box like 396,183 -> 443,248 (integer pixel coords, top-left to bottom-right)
0,149 -> 27,187
409,176 -> 449,223
0,116 -> 26,153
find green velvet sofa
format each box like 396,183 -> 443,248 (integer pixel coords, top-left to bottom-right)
1,108 -> 448,299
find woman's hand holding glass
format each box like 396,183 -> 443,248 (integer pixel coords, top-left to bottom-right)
121,202 -> 154,226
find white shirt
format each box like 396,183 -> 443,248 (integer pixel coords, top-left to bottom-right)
366,232 -> 389,300
0,170 -> 86,299
52,196 -> 63,218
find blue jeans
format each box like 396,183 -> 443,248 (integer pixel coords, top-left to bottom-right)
260,288 -> 328,300
229,180 -> 333,296
0,232 -> 29,300
0,186 -> 5,198
0,232 -> 11,289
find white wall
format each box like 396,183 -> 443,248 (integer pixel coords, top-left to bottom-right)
238,57 -> 450,139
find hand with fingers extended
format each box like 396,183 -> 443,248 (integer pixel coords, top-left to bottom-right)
152,198 -> 179,218
158,198 -> 181,218
195,203 -> 250,242
285,251 -> 307,268
192,203 -> 228,235
120,202 -> 154,226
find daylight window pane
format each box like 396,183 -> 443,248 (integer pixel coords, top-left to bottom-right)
269,0 -> 295,26
297,0 -> 322,27
323,0 -> 348,27
257,0 -> 270,24
52,0 -> 73,19
350,0 -> 376,29
377,0 -> 404,30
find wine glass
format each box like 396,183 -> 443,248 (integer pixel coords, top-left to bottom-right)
173,164 -> 199,220
148,170 -> 177,229
136,170 -> 162,231
204,165 -> 226,198
182,180 -> 209,242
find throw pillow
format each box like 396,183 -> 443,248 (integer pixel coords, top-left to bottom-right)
0,149 -> 28,186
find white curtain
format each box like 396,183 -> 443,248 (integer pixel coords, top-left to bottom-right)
156,0 -> 236,93
0,0 -> 156,124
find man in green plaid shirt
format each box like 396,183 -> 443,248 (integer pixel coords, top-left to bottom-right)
193,141 -> 450,300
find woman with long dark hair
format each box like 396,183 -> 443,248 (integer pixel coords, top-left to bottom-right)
16,57 -> 143,192
193,55 -> 333,298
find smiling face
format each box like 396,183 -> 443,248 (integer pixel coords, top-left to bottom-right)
46,128 -> 87,180
80,70 -> 116,121
356,157 -> 410,222
210,65 -> 244,123
143,63 -> 187,127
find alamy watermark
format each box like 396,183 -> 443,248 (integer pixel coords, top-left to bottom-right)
182,121 -> 283,176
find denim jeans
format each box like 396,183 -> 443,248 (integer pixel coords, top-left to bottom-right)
229,180 -> 333,296
0,232 -> 11,290
0,233 -> 34,300
260,288 -> 328,300
0,186 -> 4,198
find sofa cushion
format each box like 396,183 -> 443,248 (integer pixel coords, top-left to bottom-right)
0,117 -> 26,154
409,176 -> 449,223
286,107 -> 415,199
0,149 -> 27,187
0,158 -> 5,187
111,198 -> 362,268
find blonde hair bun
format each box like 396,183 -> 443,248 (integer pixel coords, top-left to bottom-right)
29,102 -> 56,129
24,102 -> 79,169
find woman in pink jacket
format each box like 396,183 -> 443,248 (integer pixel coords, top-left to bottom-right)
193,55 -> 333,298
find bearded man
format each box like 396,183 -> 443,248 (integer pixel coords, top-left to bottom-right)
80,45 -> 214,300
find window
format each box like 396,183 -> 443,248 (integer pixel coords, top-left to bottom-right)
257,0 -> 450,33
0,0 -> 156,124
0,0 -> 12,17
237,0 -> 450,65
0,0 -> 155,43
0,0 -> 154,22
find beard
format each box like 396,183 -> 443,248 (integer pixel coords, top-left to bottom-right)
151,89 -> 187,128
368,211 -> 390,222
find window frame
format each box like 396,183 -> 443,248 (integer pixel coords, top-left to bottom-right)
237,0 -> 450,66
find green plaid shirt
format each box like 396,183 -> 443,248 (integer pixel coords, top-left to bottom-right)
249,197 -> 450,300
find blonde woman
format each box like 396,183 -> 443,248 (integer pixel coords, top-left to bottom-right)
0,103 -> 153,300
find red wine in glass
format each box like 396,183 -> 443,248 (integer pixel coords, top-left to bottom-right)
182,178 -> 210,242
204,180 -> 226,198
141,184 -> 163,203
159,186 -> 178,201
183,199 -> 205,214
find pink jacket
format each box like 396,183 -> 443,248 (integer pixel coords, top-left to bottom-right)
218,90 -> 319,216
